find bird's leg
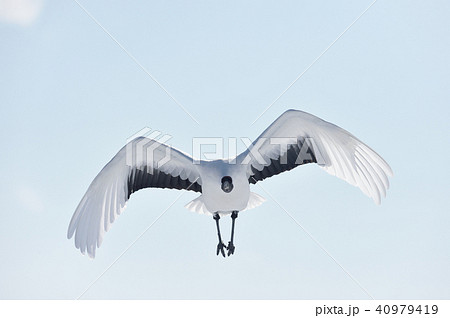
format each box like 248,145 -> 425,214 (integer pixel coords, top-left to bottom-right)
214,213 -> 226,257
227,211 -> 239,256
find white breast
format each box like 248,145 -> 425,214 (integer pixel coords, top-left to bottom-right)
199,160 -> 250,213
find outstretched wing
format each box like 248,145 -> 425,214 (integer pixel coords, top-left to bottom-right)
237,109 -> 393,204
67,137 -> 201,258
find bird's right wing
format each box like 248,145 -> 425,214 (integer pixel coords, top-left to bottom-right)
237,109 -> 393,204
67,137 -> 201,258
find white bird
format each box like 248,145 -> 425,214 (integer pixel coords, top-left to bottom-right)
68,109 -> 393,258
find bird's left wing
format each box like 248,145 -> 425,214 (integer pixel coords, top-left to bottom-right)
67,137 -> 201,258
237,109 -> 393,204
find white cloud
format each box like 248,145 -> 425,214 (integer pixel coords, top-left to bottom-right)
0,0 -> 44,26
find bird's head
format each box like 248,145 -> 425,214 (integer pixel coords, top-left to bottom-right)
221,176 -> 233,193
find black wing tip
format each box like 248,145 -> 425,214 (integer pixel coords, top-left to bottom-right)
128,166 -> 202,197
249,142 -> 317,184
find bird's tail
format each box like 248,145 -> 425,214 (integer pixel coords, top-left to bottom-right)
184,192 -> 266,215
243,192 -> 266,211
184,195 -> 211,215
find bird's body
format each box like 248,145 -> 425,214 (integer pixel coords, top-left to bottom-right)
68,109 -> 393,258
193,160 -> 250,215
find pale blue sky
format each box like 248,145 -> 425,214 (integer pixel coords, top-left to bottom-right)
1,0 -> 449,299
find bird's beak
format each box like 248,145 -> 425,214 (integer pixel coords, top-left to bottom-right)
221,181 -> 233,193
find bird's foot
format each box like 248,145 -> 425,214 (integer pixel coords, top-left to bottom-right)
227,241 -> 235,256
216,241 -> 226,257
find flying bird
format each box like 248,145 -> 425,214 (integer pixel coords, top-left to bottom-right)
68,109 -> 393,258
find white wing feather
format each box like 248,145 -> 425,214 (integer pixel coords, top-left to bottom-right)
67,137 -> 200,258
239,109 -> 393,204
